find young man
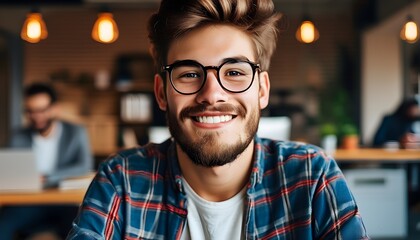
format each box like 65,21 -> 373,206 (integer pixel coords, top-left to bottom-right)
67,0 -> 368,239
0,83 -> 93,240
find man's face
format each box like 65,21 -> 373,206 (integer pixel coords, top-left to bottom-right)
155,25 -> 270,167
407,105 -> 420,121
24,93 -> 55,133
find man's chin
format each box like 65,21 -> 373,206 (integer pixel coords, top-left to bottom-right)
180,138 -> 251,168
31,124 -> 52,134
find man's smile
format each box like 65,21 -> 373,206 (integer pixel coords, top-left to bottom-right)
193,115 -> 235,124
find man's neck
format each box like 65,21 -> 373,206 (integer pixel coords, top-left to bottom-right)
177,140 -> 254,202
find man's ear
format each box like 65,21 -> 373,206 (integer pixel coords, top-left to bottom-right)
258,71 -> 270,109
154,74 -> 167,111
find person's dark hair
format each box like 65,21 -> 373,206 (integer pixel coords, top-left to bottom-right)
393,97 -> 419,119
24,83 -> 58,104
148,0 -> 285,73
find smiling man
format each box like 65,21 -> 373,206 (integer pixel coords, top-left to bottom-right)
67,0 -> 368,239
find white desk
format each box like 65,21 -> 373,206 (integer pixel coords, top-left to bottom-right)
334,148 -> 420,239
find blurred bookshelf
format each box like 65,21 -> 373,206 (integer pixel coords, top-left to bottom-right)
50,53 -> 165,159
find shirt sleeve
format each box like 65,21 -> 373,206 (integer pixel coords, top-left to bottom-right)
67,157 -> 125,240
312,153 -> 369,239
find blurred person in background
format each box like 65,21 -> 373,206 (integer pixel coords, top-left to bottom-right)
0,83 -> 93,240
373,97 -> 420,209
373,97 -> 420,149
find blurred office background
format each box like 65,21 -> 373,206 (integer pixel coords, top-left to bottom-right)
0,0 -> 420,239
1,0 -> 419,150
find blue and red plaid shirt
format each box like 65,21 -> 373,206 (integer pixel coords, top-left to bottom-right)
67,137 -> 368,239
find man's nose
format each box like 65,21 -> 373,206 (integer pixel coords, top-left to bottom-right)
195,71 -> 228,105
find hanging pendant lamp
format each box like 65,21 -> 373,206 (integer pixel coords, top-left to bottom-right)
401,15 -> 419,44
91,10 -> 119,44
21,10 -> 48,43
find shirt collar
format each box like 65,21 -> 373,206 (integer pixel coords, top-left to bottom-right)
251,136 -> 265,186
167,140 -> 185,194
166,136 -> 266,193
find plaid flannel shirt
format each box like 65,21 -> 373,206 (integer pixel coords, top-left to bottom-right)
67,137 -> 368,239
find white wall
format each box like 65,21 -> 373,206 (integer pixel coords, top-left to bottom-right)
361,26 -> 402,145
361,1 -> 420,145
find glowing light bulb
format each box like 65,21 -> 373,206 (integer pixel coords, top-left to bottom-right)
296,19 -> 319,44
403,21 -> 418,42
98,19 -> 114,42
300,21 -> 315,43
27,19 -> 42,39
401,16 -> 419,44
92,12 -> 119,43
21,12 -> 48,43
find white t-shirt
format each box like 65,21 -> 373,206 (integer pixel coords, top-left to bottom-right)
32,122 -> 62,175
180,178 -> 246,240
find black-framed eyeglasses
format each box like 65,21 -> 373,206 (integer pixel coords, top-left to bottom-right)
162,58 -> 260,95
25,105 -> 52,115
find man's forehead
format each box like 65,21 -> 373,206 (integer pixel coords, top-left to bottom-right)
166,24 -> 256,65
26,93 -> 52,105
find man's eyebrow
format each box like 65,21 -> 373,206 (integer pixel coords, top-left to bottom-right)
220,56 -> 251,64
170,59 -> 187,64
168,56 -> 252,66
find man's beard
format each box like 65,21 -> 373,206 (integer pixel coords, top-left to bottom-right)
167,103 -> 259,168
30,119 -> 54,135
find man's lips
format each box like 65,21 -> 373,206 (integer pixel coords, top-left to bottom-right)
180,103 -> 244,124
192,115 -> 235,124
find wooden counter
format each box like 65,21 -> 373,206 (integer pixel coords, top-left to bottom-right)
0,188 -> 86,206
334,148 -> 420,162
0,174 -> 94,206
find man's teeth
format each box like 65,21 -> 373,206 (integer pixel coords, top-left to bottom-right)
196,115 -> 233,123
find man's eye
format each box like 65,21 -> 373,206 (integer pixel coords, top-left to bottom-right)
175,71 -> 202,83
226,70 -> 243,76
181,72 -> 201,78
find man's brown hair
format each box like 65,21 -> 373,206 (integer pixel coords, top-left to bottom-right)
148,0 -> 283,73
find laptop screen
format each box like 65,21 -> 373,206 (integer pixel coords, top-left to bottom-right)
258,116 -> 291,141
0,149 -> 42,192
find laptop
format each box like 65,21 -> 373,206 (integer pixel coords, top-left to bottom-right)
258,116 -> 291,141
0,149 -> 42,192
148,126 -> 171,143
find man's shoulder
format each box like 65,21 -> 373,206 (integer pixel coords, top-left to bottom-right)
382,114 -> 402,125
9,127 -> 32,147
100,140 -> 172,172
11,127 -> 31,136
257,139 -> 338,185
259,138 -> 323,157
60,120 -> 86,131
257,138 -> 331,170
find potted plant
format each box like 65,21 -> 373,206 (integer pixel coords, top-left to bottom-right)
339,123 -> 359,150
318,81 -> 359,151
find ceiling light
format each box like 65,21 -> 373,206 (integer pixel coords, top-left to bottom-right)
92,11 -> 119,44
296,18 -> 319,44
401,15 -> 418,44
21,11 -> 48,43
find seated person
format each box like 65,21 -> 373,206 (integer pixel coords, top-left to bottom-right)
0,83 -> 93,240
67,0 -> 367,239
373,97 -> 420,148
